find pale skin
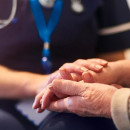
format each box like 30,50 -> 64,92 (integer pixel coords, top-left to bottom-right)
0,58 -> 108,99
33,60 -> 130,117
42,80 -> 118,118
0,50 -> 126,115
32,58 -> 109,112
82,60 -> 130,87
0,50 -> 125,99
0,66 -> 48,99
33,78 -> 119,117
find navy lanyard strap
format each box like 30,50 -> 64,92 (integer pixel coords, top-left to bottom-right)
29,0 -> 63,74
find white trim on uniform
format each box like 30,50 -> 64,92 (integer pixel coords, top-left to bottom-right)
98,22 -> 130,36
126,0 -> 130,9
124,48 -> 130,60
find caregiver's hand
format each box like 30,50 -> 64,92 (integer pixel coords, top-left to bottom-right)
39,58 -> 108,91
33,59 -> 108,112
60,58 -> 108,76
46,79 -> 118,118
82,60 -> 123,85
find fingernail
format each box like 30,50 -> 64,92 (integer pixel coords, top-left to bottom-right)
60,68 -> 72,80
49,85 -> 53,89
41,99 -> 44,109
40,99 -> 42,104
81,67 -> 88,72
48,83 -> 53,88
95,65 -> 103,70
32,102 -> 36,109
59,69 -> 66,76
101,61 -> 108,65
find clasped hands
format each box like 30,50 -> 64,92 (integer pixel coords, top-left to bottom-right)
33,59 -> 122,118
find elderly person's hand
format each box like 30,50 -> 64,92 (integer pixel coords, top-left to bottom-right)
43,79 -> 118,118
33,58 -> 108,112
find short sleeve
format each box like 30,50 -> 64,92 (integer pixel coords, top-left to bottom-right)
96,0 -> 130,53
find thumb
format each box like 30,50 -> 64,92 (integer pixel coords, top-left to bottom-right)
50,79 -> 86,96
60,68 -> 82,81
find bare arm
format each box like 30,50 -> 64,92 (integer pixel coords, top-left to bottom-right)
117,60 -> 130,87
0,65 -> 49,99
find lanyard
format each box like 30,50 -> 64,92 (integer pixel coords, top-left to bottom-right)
29,0 -> 63,74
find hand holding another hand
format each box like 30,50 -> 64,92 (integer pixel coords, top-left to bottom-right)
33,58 -> 108,112
41,79 -> 118,118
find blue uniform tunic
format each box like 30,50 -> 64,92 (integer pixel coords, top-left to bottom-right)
0,0 -> 130,129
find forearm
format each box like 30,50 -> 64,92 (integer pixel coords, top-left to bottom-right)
114,60 -> 130,87
0,66 -> 48,99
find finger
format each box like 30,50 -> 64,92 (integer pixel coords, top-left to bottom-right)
71,73 -> 82,81
74,60 -> 103,72
41,88 -> 54,110
32,89 -> 45,109
36,107 -> 45,113
82,71 -> 94,83
47,96 -> 95,117
47,96 -> 83,114
53,90 -> 68,99
59,68 -> 72,80
40,99 -> 42,104
47,98 -> 69,113
82,68 -> 115,84
86,59 -> 108,67
47,72 -> 58,84
50,79 -> 87,96
41,84 -> 67,110
55,72 -> 62,79
60,68 -> 82,81
82,69 -> 108,84
47,71 -> 62,85
60,63 -> 88,75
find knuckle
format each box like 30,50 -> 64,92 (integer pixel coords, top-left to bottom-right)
48,75 -> 53,82
89,63 -> 95,68
82,87 -> 93,100
75,59 -> 82,63
52,79 -> 58,84
62,63 -> 71,67
35,95 -> 40,100
75,66 -> 80,69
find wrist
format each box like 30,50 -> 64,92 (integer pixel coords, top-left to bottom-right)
115,60 -> 130,86
22,72 -> 49,98
109,61 -> 124,85
106,87 -> 117,118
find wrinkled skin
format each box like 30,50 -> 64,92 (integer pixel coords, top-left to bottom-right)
39,79 -> 118,118
33,58 -> 108,113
